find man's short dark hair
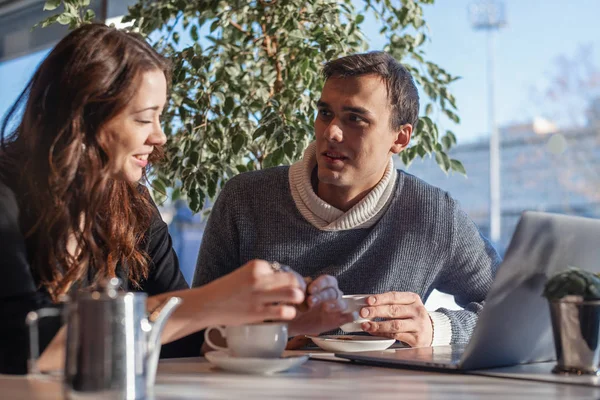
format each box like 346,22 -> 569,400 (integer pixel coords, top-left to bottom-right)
322,51 -> 420,130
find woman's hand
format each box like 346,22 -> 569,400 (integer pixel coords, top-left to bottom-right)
198,259 -> 306,327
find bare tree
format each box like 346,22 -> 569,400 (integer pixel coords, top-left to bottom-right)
526,44 -> 600,210
529,44 -> 600,128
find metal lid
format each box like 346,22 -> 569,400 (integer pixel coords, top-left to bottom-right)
77,277 -> 127,301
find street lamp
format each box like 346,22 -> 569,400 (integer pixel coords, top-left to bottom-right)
468,0 -> 506,245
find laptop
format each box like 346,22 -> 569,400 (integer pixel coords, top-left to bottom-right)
336,211 -> 600,371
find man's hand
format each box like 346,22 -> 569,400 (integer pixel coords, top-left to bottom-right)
359,292 -> 433,347
288,274 -> 356,337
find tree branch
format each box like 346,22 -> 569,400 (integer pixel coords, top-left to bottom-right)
272,37 -> 284,94
229,20 -> 251,36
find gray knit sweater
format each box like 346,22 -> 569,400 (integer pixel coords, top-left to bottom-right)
193,166 -> 501,344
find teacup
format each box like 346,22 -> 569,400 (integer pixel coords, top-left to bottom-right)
204,322 -> 288,358
340,294 -> 373,333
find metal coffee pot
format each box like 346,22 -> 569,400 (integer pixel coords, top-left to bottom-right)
27,278 -> 181,399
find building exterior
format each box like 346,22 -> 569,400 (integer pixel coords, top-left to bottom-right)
0,0 -> 137,62
402,121 -> 600,254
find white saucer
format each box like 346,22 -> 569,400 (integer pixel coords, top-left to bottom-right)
205,351 -> 309,375
306,335 -> 396,353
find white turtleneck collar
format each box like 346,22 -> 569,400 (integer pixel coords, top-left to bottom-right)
288,142 -> 397,231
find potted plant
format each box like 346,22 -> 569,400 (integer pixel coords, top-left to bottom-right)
35,0 -> 465,213
543,267 -> 600,375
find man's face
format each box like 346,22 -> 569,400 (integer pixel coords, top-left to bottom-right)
314,74 -> 410,194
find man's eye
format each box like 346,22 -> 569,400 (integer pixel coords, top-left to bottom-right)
318,109 -> 331,117
136,120 -> 152,124
349,114 -> 365,123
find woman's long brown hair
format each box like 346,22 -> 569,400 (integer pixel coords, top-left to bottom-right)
0,24 -> 171,301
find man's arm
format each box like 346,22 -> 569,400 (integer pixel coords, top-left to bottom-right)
431,194 -> 501,344
192,181 -> 240,288
359,193 -> 501,347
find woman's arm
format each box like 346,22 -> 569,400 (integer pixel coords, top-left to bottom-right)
147,260 -> 305,343
37,260 -> 305,372
0,181 -> 63,374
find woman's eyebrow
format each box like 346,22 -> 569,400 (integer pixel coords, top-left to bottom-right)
133,106 -> 160,113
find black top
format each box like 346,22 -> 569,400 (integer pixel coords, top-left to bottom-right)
0,179 -> 201,374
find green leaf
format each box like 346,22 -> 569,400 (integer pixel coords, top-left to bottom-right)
232,133 -> 245,154
183,97 -> 198,110
414,33 -> 426,47
224,97 -> 234,114
301,59 -> 310,74
207,141 -> 219,154
153,178 -> 167,194
356,14 -> 365,24
190,25 -> 199,42
446,130 -> 457,145
252,125 -> 265,140
435,151 -> 451,173
397,7 -> 409,25
189,196 -> 200,213
207,176 -> 218,198
442,136 -> 452,150
43,0 -> 62,11
416,118 -> 425,133
189,150 -> 200,166
36,14 -> 60,29
191,56 -> 203,70
444,109 -> 460,123
450,159 -> 467,175
210,19 -> 220,33
178,106 -> 188,122
212,92 -> 225,104
425,103 -> 433,116
421,134 -> 433,152
271,148 -> 285,166
84,9 -> 95,22
283,141 -> 296,158
57,14 -> 72,25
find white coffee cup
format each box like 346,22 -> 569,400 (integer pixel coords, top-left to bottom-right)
204,322 -> 288,358
340,294 -> 373,333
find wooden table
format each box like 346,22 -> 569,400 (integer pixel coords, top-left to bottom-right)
2,357 -> 600,399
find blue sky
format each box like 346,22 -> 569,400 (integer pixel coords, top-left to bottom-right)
1,0 -> 599,145
415,0 -> 600,141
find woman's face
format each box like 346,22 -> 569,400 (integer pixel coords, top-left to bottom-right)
100,69 -> 167,182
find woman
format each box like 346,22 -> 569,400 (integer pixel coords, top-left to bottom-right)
0,23 -> 348,375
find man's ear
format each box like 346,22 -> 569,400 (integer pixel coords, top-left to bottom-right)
390,124 -> 412,154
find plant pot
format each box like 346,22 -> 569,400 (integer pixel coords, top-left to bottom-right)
549,295 -> 600,375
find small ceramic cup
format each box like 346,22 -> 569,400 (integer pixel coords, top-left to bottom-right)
204,322 -> 288,358
339,294 -> 373,333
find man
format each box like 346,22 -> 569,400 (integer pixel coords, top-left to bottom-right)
193,51 -> 501,347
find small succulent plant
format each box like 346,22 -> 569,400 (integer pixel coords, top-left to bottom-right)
543,267 -> 600,301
